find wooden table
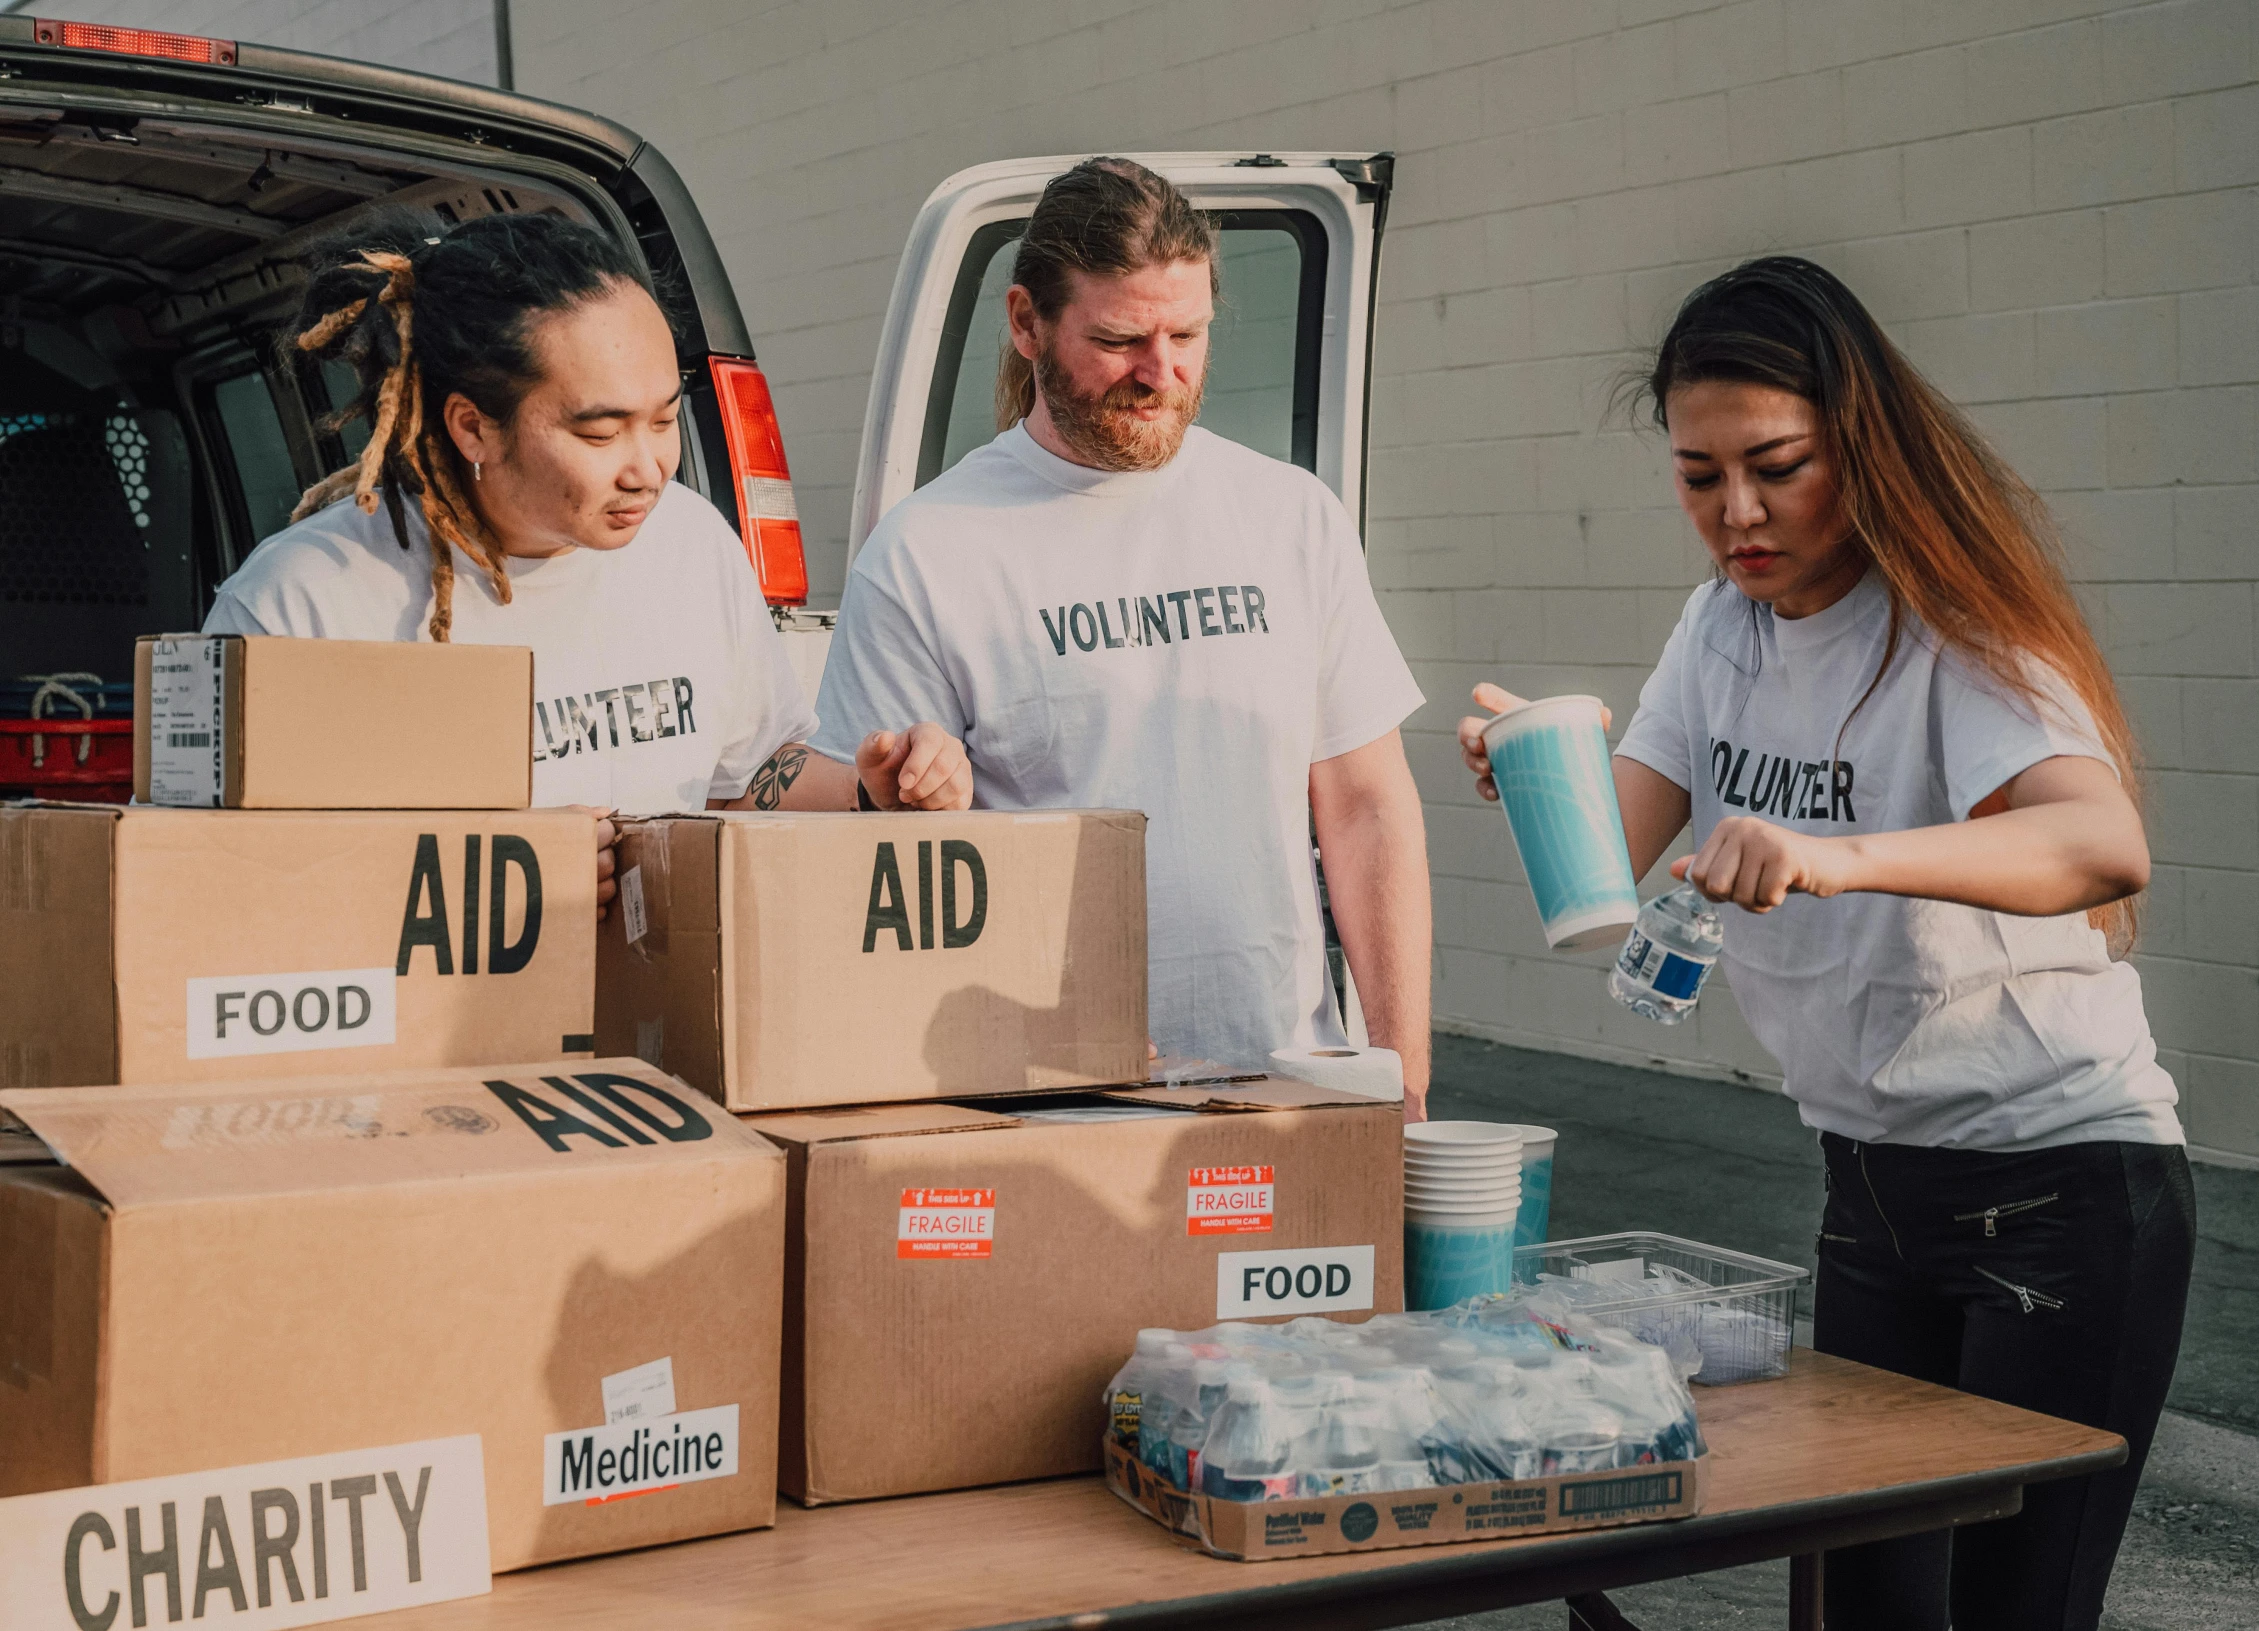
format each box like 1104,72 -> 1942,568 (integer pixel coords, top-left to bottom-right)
382,1352 -> 2123,1631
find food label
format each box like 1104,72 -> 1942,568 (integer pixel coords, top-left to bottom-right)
601,1357 -> 676,1426
897,1187 -> 995,1258
0,1434 -> 489,1628
543,1405 -> 737,1507
146,635 -> 227,807
1187,1164 -> 1275,1235
185,968 -> 397,1059
1215,1245 -> 1376,1318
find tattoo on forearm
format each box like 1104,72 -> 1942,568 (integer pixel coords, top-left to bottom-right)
748,745 -> 810,810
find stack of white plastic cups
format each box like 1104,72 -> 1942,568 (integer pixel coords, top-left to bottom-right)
1402,1122 -> 1523,1311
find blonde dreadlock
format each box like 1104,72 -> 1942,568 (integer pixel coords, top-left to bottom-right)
290,250 -> 510,641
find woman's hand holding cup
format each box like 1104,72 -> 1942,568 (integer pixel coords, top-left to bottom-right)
1456,685 -> 1612,802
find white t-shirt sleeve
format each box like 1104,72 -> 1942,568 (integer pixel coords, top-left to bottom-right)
200,588 -> 270,636
1614,589 -> 1700,791
1935,653 -> 2116,821
1310,487 -> 1423,762
703,530 -> 820,804
809,559 -> 966,765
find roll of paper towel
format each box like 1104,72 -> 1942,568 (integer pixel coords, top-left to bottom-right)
1268,1047 -> 1404,1102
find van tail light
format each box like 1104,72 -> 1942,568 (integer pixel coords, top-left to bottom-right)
709,358 -> 808,607
31,20 -> 239,64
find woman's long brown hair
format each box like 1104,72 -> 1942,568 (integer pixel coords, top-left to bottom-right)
1642,256 -> 2143,950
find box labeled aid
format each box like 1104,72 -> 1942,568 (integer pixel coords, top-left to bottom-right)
747,1074 -> 1403,1504
0,803 -> 594,1087
135,634 -> 532,809
0,1059 -> 786,1571
598,810 -> 1146,1111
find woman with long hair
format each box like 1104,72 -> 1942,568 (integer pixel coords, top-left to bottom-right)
1458,256 -> 2192,1630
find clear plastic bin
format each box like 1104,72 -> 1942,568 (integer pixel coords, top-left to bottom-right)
1514,1231 -> 1807,1385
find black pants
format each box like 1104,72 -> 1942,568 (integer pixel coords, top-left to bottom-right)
1812,1133 -> 2195,1631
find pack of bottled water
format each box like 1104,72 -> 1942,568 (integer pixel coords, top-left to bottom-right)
1105,1299 -> 1704,1503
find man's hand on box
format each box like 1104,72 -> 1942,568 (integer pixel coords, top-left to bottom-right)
857,722 -> 973,811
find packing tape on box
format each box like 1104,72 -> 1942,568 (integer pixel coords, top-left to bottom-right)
1267,1046 -> 1403,1102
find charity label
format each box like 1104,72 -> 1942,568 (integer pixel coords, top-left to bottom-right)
897,1187 -> 996,1259
542,1405 -> 738,1507
601,1357 -> 676,1426
186,969 -> 398,1060
1215,1245 -> 1377,1318
146,635 -> 228,807
0,1435 -> 489,1630
1187,1164 -> 1275,1235
619,865 -> 649,946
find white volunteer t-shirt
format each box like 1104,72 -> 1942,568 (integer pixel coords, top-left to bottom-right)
813,424 -> 1424,1069
1616,570 -> 2179,1151
205,482 -> 816,814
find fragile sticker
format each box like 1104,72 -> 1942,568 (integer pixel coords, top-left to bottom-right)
1187,1164 -> 1275,1235
897,1187 -> 996,1258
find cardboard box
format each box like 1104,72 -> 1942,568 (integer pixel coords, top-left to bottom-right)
0,803 -> 595,1088
1103,1440 -> 1702,1560
134,634 -> 532,809
0,1059 -> 786,1571
748,1074 -> 1404,1504
599,809 -> 1147,1111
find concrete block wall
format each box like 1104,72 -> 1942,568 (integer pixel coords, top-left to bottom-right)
61,1 -> 2253,1159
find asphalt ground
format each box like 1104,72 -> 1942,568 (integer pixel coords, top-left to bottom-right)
1406,1032 -> 2259,1631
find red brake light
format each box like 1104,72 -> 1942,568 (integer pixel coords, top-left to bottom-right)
32,20 -> 238,65
709,358 -> 808,607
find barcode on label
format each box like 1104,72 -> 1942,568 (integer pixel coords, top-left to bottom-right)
1559,1470 -> 1683,1516
167,731 -> 212,748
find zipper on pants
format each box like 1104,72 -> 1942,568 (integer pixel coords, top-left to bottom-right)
1953,1192 -> 2061,1238
1856,1143 -> 1903,1260
1974,1262 -> 2066,1313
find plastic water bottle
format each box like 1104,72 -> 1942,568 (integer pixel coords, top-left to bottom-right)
1609,885 -> 1722,1024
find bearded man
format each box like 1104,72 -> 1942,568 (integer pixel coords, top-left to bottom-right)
813,158 -> 1433,1115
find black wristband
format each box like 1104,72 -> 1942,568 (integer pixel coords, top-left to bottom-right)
856,779 -> 879,812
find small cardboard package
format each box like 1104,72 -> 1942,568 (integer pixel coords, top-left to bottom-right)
748,1074 -> 1404,1504
134,633 -> 532,809
598,809 -> 1146,1111
0,1059 -> 785,1571
1104,1441 -> 1702,1560
0,803 -> 594,1088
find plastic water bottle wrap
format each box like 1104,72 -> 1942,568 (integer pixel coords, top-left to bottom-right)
1103,1292 -> 1706,1503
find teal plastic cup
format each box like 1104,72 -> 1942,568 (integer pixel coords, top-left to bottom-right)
1404,1218 -> 1518,1311
1481,696 -> 1639,950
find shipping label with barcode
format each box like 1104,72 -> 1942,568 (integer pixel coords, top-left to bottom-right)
1187,1164 -> 1275,1235
897,1187 -> 996,1258
146,635 -> 226,807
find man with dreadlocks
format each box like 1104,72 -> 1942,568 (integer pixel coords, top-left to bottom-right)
206,213 -> 970,910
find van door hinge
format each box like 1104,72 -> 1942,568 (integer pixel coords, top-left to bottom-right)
1235,153 -> 1287,167
1329,152 -> 1395,203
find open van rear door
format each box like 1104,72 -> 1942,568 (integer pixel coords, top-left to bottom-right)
846,151 -> 1392,571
